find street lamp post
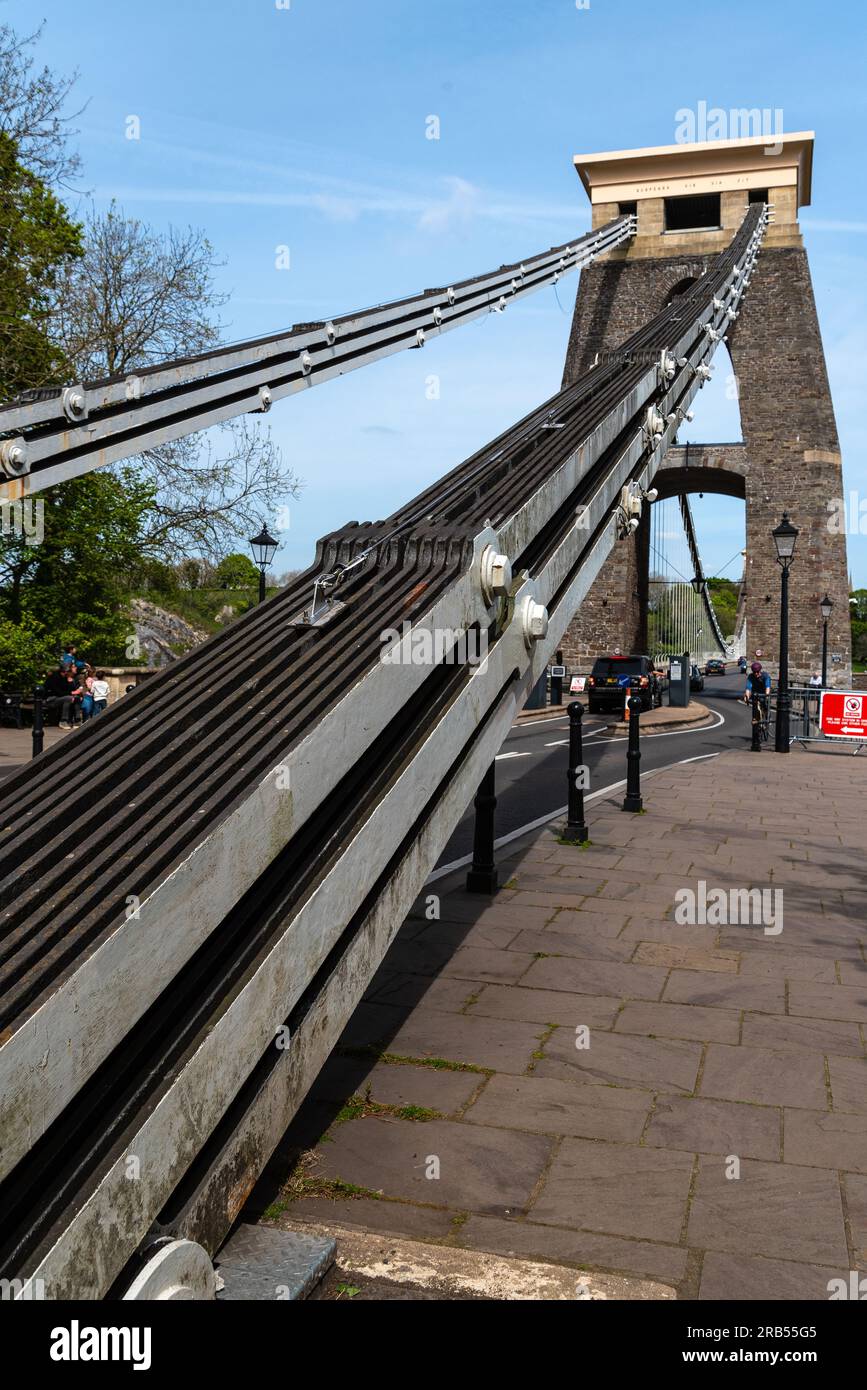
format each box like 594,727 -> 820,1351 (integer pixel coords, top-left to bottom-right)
249,526 -> 279,604
772,512 -> 799,754
819,593 -> 833,688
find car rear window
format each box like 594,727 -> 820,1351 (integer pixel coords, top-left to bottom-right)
592,658 -> 643,676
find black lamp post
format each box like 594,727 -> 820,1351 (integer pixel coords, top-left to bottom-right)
819,593 -> 833,688
772,512 -> 798,753
249,526 -> 279,604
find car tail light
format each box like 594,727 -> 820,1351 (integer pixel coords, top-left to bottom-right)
588,676 -> 595,686
639,676 -> 649,687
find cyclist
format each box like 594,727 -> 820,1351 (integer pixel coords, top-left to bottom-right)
743,660 -> 771,729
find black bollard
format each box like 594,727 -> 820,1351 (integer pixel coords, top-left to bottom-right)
32,684 -> 45,759
621,679 -> 643,812
562,700 -> 589,843
466,761 -> 498,894
750,689 -> 762,752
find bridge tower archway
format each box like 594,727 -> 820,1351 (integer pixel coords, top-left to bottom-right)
560,135 -> 850,684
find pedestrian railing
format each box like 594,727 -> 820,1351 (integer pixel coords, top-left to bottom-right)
784,686 -> 866,753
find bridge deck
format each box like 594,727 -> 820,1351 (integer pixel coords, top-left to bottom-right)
259,746 -> 866,1301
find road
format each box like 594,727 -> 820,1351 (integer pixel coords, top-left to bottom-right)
435,670 -> 751,871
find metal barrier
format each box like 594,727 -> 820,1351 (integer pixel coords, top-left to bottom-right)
785,687 -> 866,753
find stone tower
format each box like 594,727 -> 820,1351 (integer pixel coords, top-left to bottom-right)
561,133 -> 851,686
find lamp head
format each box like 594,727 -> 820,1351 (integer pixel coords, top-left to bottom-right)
772,512 -> 798,567
249,525 -> 279,570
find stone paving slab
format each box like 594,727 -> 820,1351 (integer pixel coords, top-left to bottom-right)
530,1138 -> 695,1243
465,984 -> 621,1028
687,1157 -> 849,1266
645,1095 -> 782,1162
783,1109 -> 867,1173
465,1073 -> 652,1143
538,1028 -> 703,1094
315,1116 -> 552,1216
699,1042 -> 827,1109
740,1013 -> 864,1056
260,748 -> 867,1300
698,1252 -> 845,1302
615,999 -> 742,1044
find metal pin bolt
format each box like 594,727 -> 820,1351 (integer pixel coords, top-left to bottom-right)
521,598 -> 549,644
480,546 -> 512,603
0,438 -> 28,475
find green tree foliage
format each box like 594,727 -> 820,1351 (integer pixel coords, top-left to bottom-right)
214,553 -> 260,589
705,577 -> 739,638
0,129 -> 81,400
851,589 -> 867,666
0,616 -> 56,689
0,468 -> 156,680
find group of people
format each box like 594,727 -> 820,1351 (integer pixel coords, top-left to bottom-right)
42,646 -> 111,730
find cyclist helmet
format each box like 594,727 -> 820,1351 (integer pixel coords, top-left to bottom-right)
750,661 -> 763,673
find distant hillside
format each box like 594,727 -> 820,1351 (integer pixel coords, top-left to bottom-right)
128,585 -> 280,666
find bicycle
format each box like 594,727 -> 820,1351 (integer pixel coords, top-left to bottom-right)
747,692 -> 769,742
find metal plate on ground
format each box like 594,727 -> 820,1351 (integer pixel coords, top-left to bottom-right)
215,1224 -> 336,1301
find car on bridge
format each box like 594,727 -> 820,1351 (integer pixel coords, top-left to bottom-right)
690,664 -> 705,692
705,659 -> 726,676
587,655 -> 663,714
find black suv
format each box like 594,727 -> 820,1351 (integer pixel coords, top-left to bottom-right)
587,655 -> 663,714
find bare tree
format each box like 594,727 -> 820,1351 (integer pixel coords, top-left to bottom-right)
52,205 -> 302,560
139,421 -> 292,562
53,205 -> 224,378
0,22 -> 83,187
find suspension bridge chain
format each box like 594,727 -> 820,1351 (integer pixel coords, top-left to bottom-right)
0,205 -> 767,1298
0,214 -> 636,496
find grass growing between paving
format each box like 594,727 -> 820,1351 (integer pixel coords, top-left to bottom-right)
331,1092 -> 441,1126
338,1045 -> 492,1076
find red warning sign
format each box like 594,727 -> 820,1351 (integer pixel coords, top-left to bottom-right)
820,691 -> 867,739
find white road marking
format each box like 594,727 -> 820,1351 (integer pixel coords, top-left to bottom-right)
427,748 -> 722,883
544,727 -> 607,748
589,708 -> 726,744
495,751 -> 532,761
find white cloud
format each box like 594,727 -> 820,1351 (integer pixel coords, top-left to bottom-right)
417,176 -> 481,233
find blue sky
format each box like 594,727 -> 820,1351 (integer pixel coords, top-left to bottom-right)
9,0 -> 866,584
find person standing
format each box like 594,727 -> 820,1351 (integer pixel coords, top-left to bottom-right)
90,671 -> 111,716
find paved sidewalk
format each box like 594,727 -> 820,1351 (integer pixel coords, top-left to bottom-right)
0,724 -> 67,779
259,747 -> 867,1300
